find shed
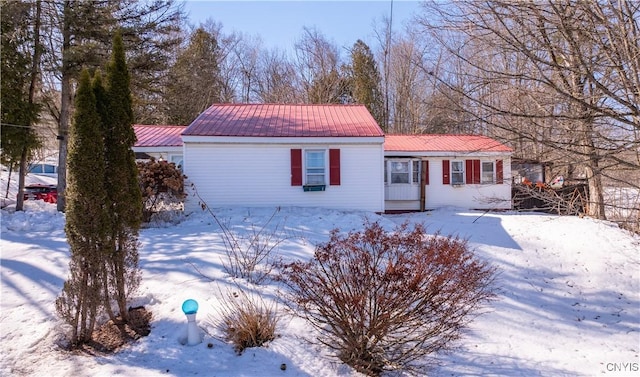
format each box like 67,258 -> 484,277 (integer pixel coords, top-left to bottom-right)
384,134 -> 513,211
181,104 -> 385,212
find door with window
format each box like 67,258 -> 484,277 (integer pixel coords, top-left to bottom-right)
384,159 -> 421,204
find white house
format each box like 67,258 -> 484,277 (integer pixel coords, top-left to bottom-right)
133,104 -> 514,213
180,103 -> 386,213
384,134 -> 512,211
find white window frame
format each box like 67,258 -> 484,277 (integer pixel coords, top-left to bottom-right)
390,160 -> 410,184
385,159 -> 421,185
412,160 -> 421,184
304,149 -> 326,185
481,161 -> 495,184
451,160 -> 464,185
169,154 -> 183,171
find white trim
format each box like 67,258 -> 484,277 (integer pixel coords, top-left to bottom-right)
481,160 -> 495,184
384,158 -> 421,186
451,160 -> 465,185
133,146 -> 183,153
304,149 -> 327,186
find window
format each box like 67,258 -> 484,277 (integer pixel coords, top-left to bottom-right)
384,161 -> 387,184
386,159 -> 422,184
170,155 -> 183,171
482,161 -> 495,184
451,161 -> 464,185
305,150 -> 325,185
390,161 -> 409,183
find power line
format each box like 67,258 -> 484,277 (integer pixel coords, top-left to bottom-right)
0,122 -> 36,129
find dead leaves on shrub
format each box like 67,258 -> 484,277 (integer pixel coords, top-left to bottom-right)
280,221 -> 497,376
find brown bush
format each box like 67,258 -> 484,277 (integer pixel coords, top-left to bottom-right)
212,288 -> 279,354
137,158 -> 185,223
280,221 -> 496,376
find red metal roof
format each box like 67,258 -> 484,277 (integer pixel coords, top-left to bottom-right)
384,134 -> 512,153
183,103 -> 384,137
134,125 -> 186,147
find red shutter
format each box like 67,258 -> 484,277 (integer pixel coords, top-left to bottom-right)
466,159 -> 481,184
442,160 -> 450,184
424,160 -> 429,185
329,149 -> 340,185
474,159 -> 481,184
291,149 -> 302,186
496,159 -> 504,184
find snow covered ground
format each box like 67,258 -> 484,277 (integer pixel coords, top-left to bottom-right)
1,173 -> 639,376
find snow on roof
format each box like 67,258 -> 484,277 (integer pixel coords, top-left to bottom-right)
384,134 -> 513,153
134,125 -> 186,147
182,103 -> 384,138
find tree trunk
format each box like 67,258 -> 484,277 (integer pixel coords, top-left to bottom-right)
56,0 -> 72,212
15,150 -> 28,211
16,0 -> 43,212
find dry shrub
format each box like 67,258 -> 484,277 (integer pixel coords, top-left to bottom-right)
217,209 -> 286,284
213,288 -> 279,354
280,221 -> 497,376
197,198 -> 286,284
137,158 -> 185,223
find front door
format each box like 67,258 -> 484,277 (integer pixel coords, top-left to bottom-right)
384,159 -> 421,210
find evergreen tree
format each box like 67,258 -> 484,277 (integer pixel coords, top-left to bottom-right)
102,31 -> 143,323
165,28 -> 222,124
56,68 -> 109,344
0,0 -> 42,210
347,40 -> 385,130
43,0 -> 184,211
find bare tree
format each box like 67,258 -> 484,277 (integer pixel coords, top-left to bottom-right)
418,0 -> 640,220
233,36 -> 261,103
294,27 -> 346,103
387,35 -> 433,133
254,48 -> 301,103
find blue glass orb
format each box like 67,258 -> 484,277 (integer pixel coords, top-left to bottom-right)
182,299 -> 199,314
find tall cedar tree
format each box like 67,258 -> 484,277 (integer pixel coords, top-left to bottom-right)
348,40 -> 385,130
0,0 -> 42,210
102,31 -> 143,323
56,69 -> 110,345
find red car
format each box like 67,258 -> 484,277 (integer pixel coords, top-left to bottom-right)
20,184 -> 58,204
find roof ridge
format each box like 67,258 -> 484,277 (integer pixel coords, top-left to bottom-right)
386,133 -> 495,137
134,124 -> 187,127
211,103 -> 367,107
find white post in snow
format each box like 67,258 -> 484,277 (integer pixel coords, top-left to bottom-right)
182,299 -> 201,346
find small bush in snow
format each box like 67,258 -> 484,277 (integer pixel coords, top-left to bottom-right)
137,158 -> 185,223
212,288 -> 279,354
197,197 -> 285,284
280,221 -> 496,376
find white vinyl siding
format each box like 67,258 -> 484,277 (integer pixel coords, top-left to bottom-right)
184,141 -> 384,213
423,157 -> 512,210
